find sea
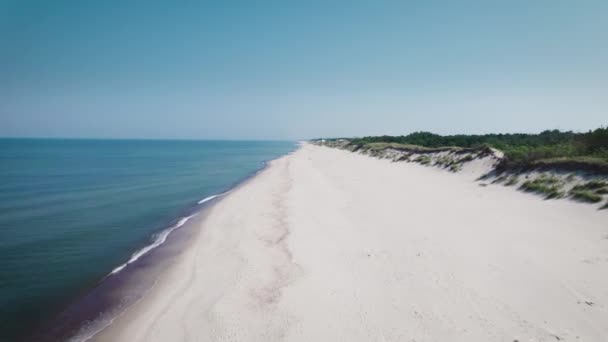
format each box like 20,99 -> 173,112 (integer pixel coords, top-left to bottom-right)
0,138 -> 296,342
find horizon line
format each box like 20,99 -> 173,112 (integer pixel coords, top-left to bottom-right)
0,136 -> 300,142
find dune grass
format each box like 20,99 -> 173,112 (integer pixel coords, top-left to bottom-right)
572,180 -> 608,190
460,154 -> 475,163
569,180 -> 608,203
394,154 -> 410,162
449,163 -> 462,172
434,155 -> 464,172
435,155 -> 453,167
570,189 -> 603,203
520,175 -> 565,199
415,155 -> 432,165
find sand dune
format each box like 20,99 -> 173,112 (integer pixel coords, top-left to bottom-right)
100,143 -> 608,342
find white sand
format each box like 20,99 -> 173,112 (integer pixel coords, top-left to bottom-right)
100,143 -> 608,342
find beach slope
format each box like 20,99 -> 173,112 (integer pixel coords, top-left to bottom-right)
100,143 -> 608,342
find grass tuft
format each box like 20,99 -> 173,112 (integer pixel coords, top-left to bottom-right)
415,155 -> 432,165
569,180 -> 608,203
597,188 -> 608,194
436,155 -> 454,167
449,163 -> 462,172
395,154 -> 410,162
574,180 -> 608,190
570,189 -> 603,203
520,175 -> 565,199
460,154 -> 475,163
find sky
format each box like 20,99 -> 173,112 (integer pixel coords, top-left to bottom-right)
1,1 -> 607,140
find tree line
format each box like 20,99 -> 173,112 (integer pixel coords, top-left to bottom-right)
349,127 -> 608,164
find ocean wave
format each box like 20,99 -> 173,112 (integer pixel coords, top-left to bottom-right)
109,214 -> 197,275
107,190 -> 229,276
198,191 -> 231,205
198,194 -> 220,204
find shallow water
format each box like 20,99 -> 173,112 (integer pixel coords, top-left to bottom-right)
0,139 -> 295,341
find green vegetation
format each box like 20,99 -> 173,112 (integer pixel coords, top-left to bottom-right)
520,175 -> 565,199
317,130 -> 608,206
357,141 -> 463,154
572,180 -> 608,190
459,154 -> 475,163
395,154 -> 410,162
415,155 -> 432,165
569,180 -> 608,203
449,163 -> 462,172
344,126 -> 608,173
435,155 -> 453,167
570,189 -> 603,203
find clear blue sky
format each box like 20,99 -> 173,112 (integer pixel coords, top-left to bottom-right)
1,1 -> 607,140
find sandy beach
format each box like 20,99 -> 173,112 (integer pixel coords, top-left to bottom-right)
99,143 -> 608,342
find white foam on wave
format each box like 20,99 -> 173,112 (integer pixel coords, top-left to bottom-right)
77,211 -> 200,341
198,194 -> 219,204
198,191 -> 230,205
109,214 -> 197,275
108,191 -> 228,276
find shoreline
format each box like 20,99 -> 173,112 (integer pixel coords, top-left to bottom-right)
97,143 -> 608,341
24,155 -> 288,342
25,203 -> 215,342
90,151 -> 297,341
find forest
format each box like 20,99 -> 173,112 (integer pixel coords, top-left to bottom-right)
345,127 -> 608,171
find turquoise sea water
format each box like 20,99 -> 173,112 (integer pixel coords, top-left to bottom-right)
0,139 -> 295,341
